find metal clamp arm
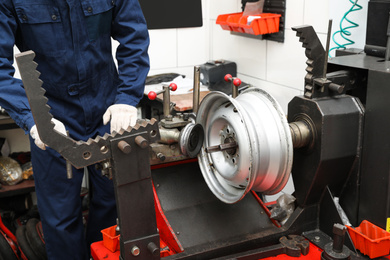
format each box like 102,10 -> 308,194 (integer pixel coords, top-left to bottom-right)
15,51 -> 160,169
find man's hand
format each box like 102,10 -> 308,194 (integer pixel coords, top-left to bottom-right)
30,118 -> 67,150
103,104 -> 138,133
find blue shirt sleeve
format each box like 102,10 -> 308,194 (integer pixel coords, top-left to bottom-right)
0,1 -> 35,133
111,0 -> 150,107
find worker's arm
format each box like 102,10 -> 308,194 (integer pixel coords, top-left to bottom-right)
103,0 -> 150,133
0,0 -> 35,133
111,0 -> 150,107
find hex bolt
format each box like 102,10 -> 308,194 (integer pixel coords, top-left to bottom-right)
135,136 -> 148,149
157,153 -> 166,161
99,161 -> 113,179
118,140 -> 131,154
183,113 -> 190,121
131,246 -> 140,256
147,242 -> 160,257
332,223 -> 347,253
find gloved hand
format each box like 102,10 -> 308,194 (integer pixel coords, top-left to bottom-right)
103,104 -> 138,133
30,118 -> 67,150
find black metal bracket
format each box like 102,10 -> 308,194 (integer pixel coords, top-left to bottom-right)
110,133 -> 160,260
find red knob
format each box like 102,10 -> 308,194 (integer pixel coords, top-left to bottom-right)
233,78 -> 242,87
224,74 -> 233,82
169,83 -> 177,91
148,91 -> 157,100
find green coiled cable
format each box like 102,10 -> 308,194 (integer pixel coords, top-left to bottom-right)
329,0 -> 363,57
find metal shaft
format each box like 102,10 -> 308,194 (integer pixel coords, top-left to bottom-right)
159,127 -> 181,144
332,223 -> 347,253
206,141 -> 238,153
163,85 -> 170,118
289,121 -> 312,149
329,83 -> 344,94
232,81 -> 239,99
193,66 -> 201,114
66,131 -> 73,179
66,160 -> 73,179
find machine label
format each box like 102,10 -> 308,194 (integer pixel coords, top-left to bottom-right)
387,218 -> 390,232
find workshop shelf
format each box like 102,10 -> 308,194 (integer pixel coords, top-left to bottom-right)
347,220 -> 390,258
216,12 -> 281,35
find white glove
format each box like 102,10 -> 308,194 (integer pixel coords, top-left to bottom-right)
30,118 -> 67,150
103,104 -> 138,133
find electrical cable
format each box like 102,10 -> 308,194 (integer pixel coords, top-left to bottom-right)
329,0 -> 363,57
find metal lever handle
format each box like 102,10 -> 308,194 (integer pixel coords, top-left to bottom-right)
147,83 -> 177,118
224,74 -> 242,98
147,83 -> 177,100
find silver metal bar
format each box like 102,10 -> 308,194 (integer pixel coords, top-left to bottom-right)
323,19 -> 333,78
232,81 -> 239,98
163,85 -> 170,118
385,12 -> 390,61
66,131 -> 73,179
205,141 -> 238,153
193,66 -> 200,114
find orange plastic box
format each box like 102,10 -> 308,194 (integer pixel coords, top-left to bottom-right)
347,220 -> 390,258
101,225 -> 120,253
216,12 -> 241,31
216,12 -> 281,35
226,13 -> 246,33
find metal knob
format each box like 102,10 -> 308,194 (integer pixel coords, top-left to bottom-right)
329,83 -> 344,94
135,136 -> 148,149
118,141 -> 131,154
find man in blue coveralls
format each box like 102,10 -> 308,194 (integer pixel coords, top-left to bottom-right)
0,0 -> 149,259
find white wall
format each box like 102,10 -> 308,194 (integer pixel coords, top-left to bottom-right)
147,0 -> 326,114
147,0 -> 368,112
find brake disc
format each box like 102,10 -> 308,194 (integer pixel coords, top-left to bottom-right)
196,88 -> 293,204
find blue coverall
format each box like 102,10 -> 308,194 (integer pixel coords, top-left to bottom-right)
0,0 -> 150,258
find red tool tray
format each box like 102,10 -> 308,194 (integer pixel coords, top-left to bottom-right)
347,220 -> 390,258
216,12 -> 281,35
